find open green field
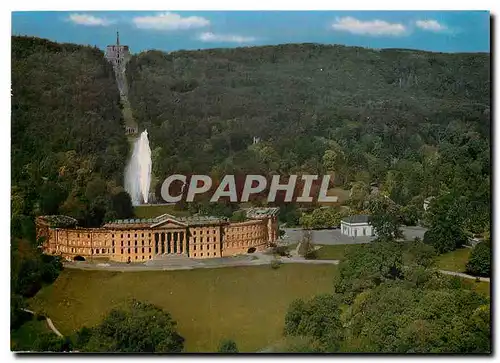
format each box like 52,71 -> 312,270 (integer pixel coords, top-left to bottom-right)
461,279 -> 491,297
11,318 -> 52,351
29,264 -> 337,352
316,244 -> 364,260
435,248 -> 471,273
134,204 -> 191,219
315,244 -> 489,297
318,244 -> 475,275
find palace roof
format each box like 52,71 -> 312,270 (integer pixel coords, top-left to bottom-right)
341,215 -> 371,224
245,207 -> 280,219
103,213 -> 229,229
37,215 -> 78,228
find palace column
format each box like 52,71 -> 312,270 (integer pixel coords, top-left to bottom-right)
179,231 -> 186,254
182,232 -> 187,256
170,232 -> 174,254
175,232 -> 179,254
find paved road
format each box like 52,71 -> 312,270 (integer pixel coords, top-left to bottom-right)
282,226 -> 427,245
439,270 -> 490,282
63,253 -> 489,283
20,308 -> 63,337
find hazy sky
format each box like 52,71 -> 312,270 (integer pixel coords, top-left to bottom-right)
12,11 -> 490,53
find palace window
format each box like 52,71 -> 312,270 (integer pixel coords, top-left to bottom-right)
88,234 -> 90,238
121,249 -> 123,254
101,249 -> 105,254
142,247 -> 144,253
135,248 -> 138,253
141,233 -> 144,237
121,234 -> 123,238
128,234 -> 130,238
112,240 -> 115,246
193,245 -> 196,250
135,233 -> 137,238
112,234 -> 114,238
135,256 -> 137,260
201,253 -> 203,257
135,240 -> 137,246
142,256 -> 144,260
112,248 -> 115,253
149,247 -> 151,253
142,240 -> 144,246
96,249 -> 99,254
128,248 -> 130,254
194,253 -> 197,257
149,256 -> 151,259
121,241 -> 123,247
128,241 -> 130,246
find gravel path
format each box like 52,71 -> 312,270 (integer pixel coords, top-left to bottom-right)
63,256 -> 488,283
438,270 -> 490,282
20,308 -> 63,337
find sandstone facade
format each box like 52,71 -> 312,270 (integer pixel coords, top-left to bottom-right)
36,208 -> 279,263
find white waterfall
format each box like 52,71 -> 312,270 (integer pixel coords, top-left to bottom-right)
125,130 -> 152,206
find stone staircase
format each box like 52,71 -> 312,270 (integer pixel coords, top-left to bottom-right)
144,253 -> 200,268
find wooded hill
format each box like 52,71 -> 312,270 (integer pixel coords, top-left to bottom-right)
126,43 -> 490,232
12,36 -> 133,227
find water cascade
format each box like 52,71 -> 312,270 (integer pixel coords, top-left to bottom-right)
125,130 -> 152,206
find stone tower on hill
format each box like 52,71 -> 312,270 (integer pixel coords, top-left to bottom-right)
104,31 -> 131,100
105,31 -> 130,69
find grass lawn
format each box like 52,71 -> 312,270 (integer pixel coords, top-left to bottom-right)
29,264 -> 337,352
435,248 -> 471,273
316,244 -> 365,260
314,244 -> 489,297
461,279 -> 491,297
134,204 -> 191,219
11,318 -> 53,351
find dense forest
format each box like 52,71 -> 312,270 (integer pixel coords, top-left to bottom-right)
127,44 -> 490,234
12,36 -> 133,228
11,36 -> 134,335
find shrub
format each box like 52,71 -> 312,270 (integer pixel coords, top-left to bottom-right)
274,245 -> 290,257
466,241 -> 491,277
271,259 -> 282,269
217,339 -> 238,353
305,249 -> 318,260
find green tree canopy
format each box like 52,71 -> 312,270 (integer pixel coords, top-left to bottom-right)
217,339 -> 239,353
74,300 -> 184,353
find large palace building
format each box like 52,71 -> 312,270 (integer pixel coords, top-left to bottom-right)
36,208 -> 279,263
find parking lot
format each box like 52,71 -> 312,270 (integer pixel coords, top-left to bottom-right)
282,226 -> 427,245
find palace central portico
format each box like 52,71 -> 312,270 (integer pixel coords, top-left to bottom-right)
36,208 -> 279,263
